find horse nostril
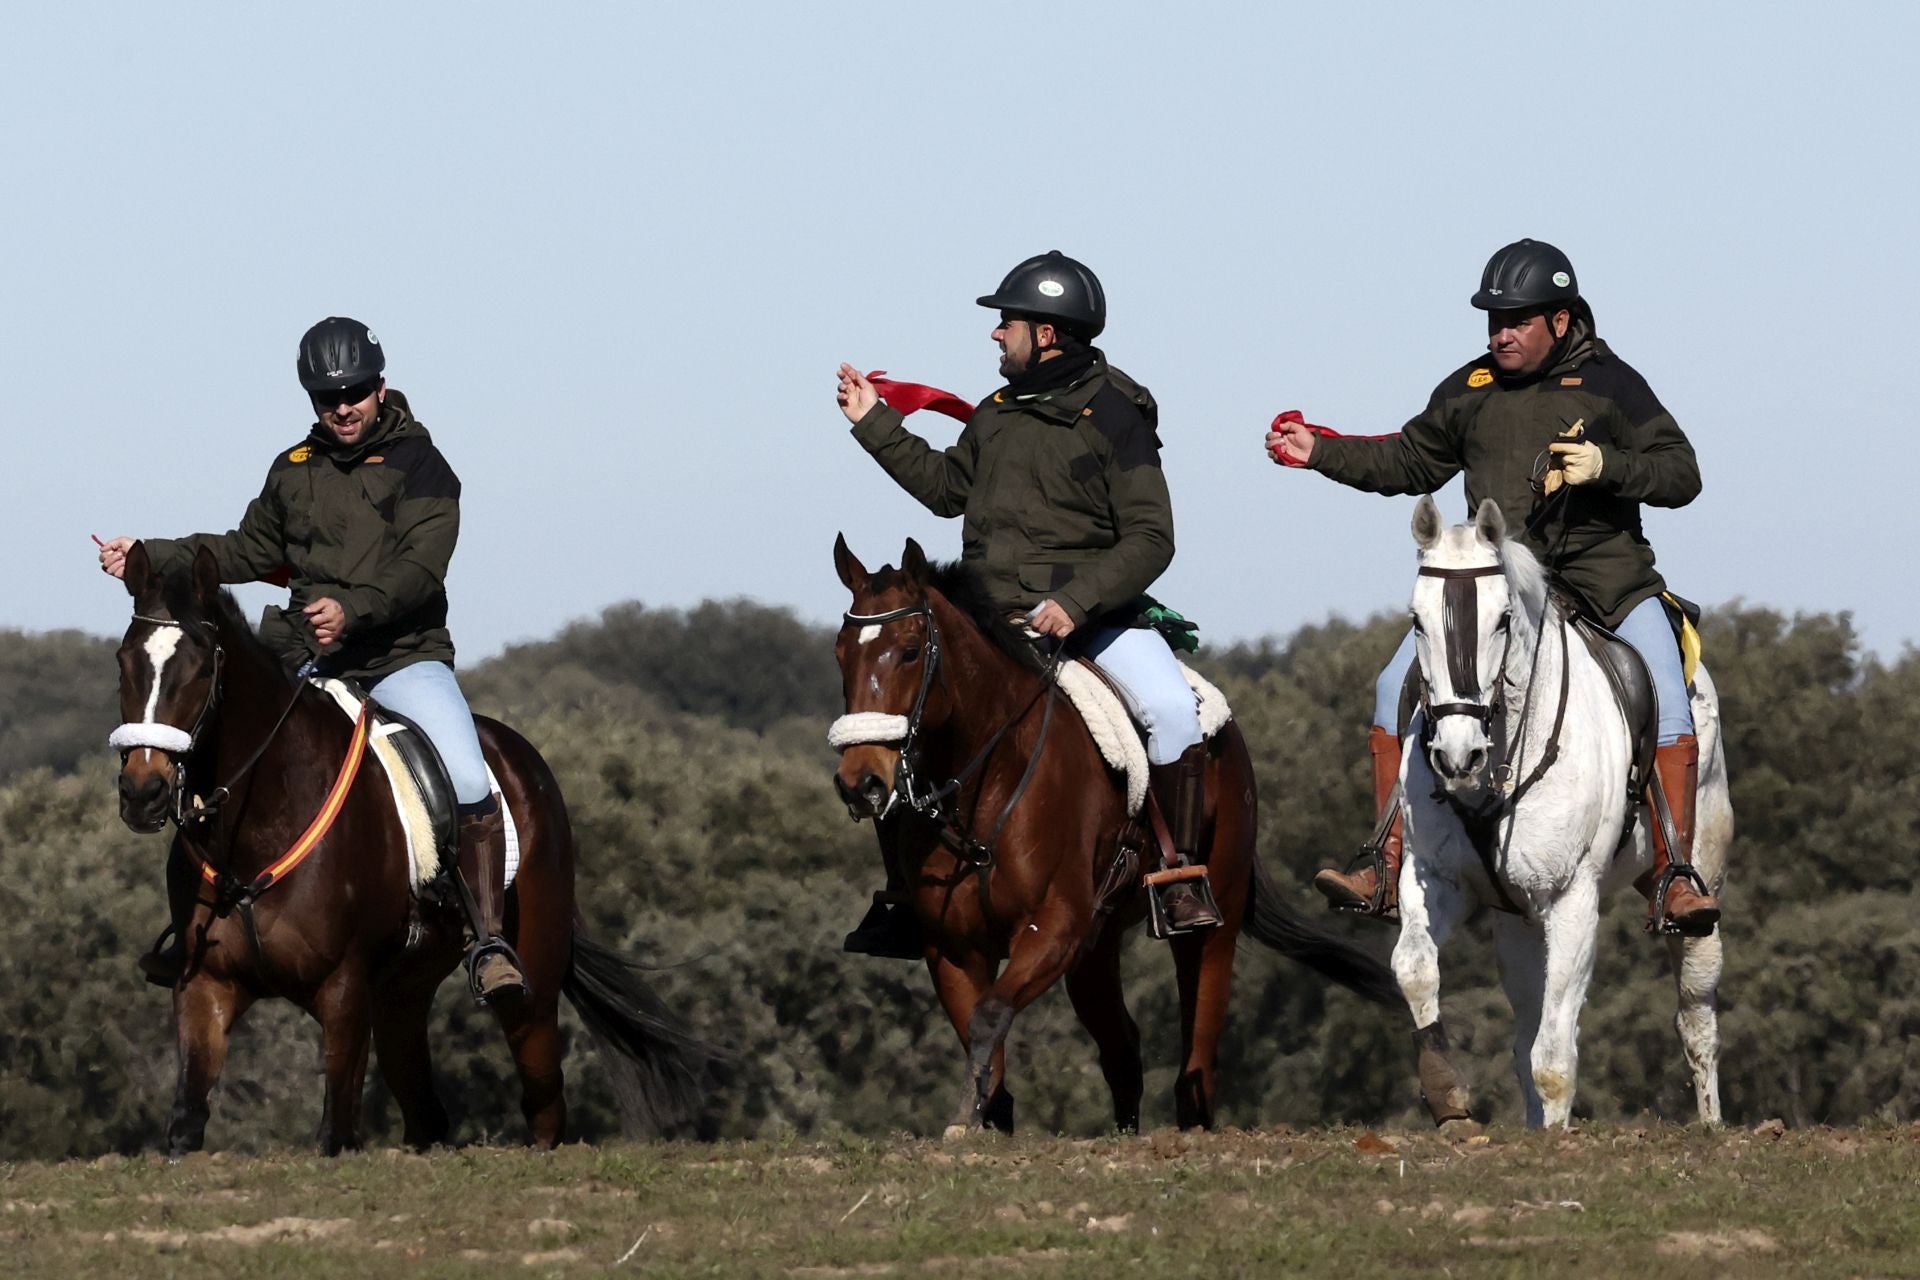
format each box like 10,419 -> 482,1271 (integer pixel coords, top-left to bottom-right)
1466,748 -> 1486,774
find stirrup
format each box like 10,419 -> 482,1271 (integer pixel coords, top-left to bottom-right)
466,938 -> 529,1005
1323,841 -> 1397,920
138,922 -> 185,988
1144,865 -> 1221,939
1647,863 -> 1715,937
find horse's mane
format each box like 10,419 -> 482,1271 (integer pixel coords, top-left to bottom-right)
156,569 -> 289,677
1500,536 -> 1550,631
924,560 -> 1050,674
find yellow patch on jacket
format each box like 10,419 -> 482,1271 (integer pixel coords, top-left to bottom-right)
1467,368 -> 1493,389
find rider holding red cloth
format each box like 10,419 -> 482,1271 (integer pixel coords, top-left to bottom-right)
1267,240 -> 1720,937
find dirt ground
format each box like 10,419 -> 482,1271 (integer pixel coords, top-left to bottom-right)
2,1122 -> 1916,1278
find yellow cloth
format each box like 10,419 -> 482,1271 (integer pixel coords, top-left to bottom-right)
1663,593 -> 1702,687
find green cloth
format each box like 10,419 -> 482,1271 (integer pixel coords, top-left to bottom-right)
142,390 -> 464,680
1308,324 -> 1699,629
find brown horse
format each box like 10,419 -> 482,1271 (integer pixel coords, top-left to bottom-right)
113,543 -> 708,1155
831,537 -> 1402,1134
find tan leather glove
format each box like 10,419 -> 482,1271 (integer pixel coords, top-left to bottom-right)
1542,420 -> 1601,495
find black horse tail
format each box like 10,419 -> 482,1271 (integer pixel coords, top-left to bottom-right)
562,918 -> 718,1138
1242,852 -> 1406,1009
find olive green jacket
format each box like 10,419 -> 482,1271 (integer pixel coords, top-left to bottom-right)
1310,326 -> 1699,627
851,353 -> 1174,627
144,391 -> 462,680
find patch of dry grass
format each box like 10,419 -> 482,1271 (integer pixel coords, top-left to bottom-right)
1,1123 -> 1916,1278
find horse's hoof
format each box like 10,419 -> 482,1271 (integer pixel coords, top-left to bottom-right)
1438,1118 -> 1484,1140
941,1124 -> 971,1141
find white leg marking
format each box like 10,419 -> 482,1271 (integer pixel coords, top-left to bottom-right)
141,627 -> 183,723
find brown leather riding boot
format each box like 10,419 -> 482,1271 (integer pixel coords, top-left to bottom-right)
457,804 -> 529,1003
1150,742 -> 1222,932
1312,726 -> 1405,919
1638,734 -> 1720,936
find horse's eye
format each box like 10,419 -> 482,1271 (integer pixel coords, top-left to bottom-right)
901,645 -> 922,663
1495,613 -> 1512,633
1410,617 -> 1425,635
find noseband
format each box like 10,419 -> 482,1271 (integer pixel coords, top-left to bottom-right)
831,598 -> 1062,866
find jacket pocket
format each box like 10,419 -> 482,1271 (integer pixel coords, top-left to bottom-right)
1018,561 -> 1077,594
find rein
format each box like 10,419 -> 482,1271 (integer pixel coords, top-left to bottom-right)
1416,562 -> 1574,918
116,615 -> 367,926
839,600 -> 1063,867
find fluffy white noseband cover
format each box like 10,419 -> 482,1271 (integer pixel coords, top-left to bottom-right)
828,713 -> 910,749
109,723 -> 193,754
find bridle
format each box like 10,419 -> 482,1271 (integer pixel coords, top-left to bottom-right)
1414,557 -> 1572,918
111,615 -> 306,830
1416,561 -> 1571,814
834,598 -> 1062,866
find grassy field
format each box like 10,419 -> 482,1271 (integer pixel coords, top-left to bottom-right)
2,1124 -> 1916,1279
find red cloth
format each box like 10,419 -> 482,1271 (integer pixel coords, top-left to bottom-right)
260,565 -> 292,587
868,371 -> 974,423
1268,409 -> 1344,468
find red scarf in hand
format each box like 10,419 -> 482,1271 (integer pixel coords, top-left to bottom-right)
1268,409 -> 1345,468
868,371 -> 973,423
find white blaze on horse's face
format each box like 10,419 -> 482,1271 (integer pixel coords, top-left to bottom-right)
1411,499 -> 1514,799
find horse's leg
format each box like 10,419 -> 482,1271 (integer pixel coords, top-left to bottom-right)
496,995 -> 568,1148
929,951 -> 997,1138
960,908 -> 1082,1135
370,969 -> 452,1150
1667,931 -> 1723,1125
312,965 -> 374,1155
1394,864 -> 1473,1126
1531,878 -> 1602,1128
1170,922 -> 1238,1130
1064,926 -> 1141,1134
1492,913 -> 1549,1128
166,975 -> 253,1157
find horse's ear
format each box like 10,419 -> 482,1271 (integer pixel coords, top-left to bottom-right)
123,540 -> 151,598
833,533 -> 867,591
1411,495 -> 1442,550
191,545 -> 220,605
901,538 -> 929,585
1473,498 -> 1507,548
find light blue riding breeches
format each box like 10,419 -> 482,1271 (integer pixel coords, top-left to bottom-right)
367,660 -> 494,806
1080,623 -> 1204,766
1372,595 -> 1695,745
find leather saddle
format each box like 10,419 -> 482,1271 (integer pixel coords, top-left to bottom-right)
325,679 -> 460,864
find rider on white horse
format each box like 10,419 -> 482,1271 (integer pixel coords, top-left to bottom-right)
1266,239 -> 1720,937
837,252 -> 1217,955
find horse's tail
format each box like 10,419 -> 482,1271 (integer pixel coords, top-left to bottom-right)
561,916 -> 717,1138
1242,852 -> 1406,1009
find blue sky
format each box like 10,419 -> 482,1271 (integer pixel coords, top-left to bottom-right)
7,2 -> 1915,660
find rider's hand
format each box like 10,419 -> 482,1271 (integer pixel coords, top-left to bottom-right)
837,363 -> 879,424
1029,599 -> 1076,639
1547,438 -> 1604,487
304,597 -> 347,648
98,536 -> 135,579
1266,419 -> 1316,466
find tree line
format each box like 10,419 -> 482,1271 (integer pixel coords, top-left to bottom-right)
1,594 -> 1915,1158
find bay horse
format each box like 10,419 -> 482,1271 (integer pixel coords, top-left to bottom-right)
831,536 -> 1402,1135
112,543 -> 708,1155
1393,497 -> 1732,1128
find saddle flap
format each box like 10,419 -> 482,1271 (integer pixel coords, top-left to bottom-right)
370,706 -> 460,859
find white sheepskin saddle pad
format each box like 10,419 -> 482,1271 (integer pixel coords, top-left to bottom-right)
1056,659 -> 1233,816
312,678 -> 521,890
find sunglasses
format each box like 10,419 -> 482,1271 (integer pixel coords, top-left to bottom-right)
310,379 -> 381,409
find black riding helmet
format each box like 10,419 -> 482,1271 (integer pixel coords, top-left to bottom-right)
296,316 -> 386,393
976,250 -> 1107,340
1470,239 -> 1580,312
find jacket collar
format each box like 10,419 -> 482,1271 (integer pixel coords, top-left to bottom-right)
307,389 -> 417,462
990,348 -> 1107,424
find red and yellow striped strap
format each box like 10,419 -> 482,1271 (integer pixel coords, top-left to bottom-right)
199,701 -> 372,892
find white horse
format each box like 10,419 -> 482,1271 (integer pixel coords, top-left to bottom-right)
1392,496 -> 1732,1128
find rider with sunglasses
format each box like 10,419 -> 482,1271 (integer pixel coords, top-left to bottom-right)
97,317 -> 527,1001
1266,240 -> 1720,938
